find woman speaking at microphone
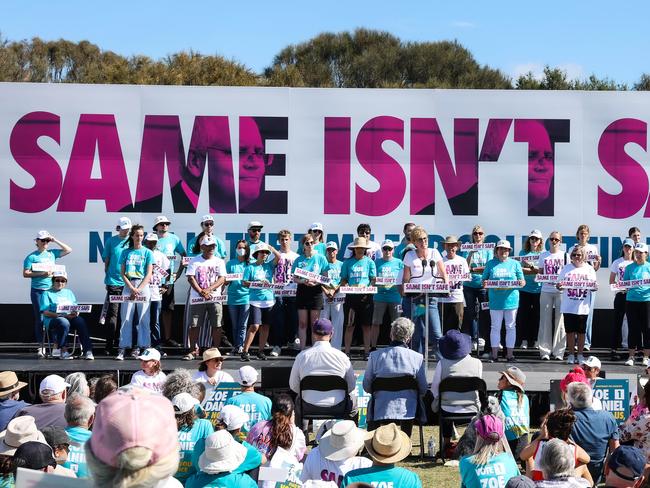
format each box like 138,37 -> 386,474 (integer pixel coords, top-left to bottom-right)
402,226 -> 448,358
481,240 -> 525,363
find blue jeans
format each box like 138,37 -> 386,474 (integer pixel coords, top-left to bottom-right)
119,280 -> 151,349
49,316 -> 93,352
150,300 -> 162,348
411,295 -> 441,358
228,304 -> 250,349
31,288 -> 46,342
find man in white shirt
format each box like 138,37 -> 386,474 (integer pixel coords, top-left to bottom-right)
343,223 -> 381,260
289,318 -> 357,427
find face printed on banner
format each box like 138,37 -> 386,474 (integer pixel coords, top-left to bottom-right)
525,121 -> 554,212
239,117 -> 267,210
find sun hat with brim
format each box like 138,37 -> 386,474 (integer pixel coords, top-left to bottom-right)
201,348 -> 224,363
363,423 -> 412,465
349,237 -> 370,249
198,430 -> 247,474
500,367 -> 526,392
438,329 -> 472,360
444,235 -> 460,245
252,243 -> 271,257
0,416 -> 47,456
318,420 -> 367,461
0,371 -> 27,396
153,215 -> 171,229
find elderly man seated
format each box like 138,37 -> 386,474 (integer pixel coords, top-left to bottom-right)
363,317 -> 427,436
16,374 -> 68,429
567,382 -> 620,485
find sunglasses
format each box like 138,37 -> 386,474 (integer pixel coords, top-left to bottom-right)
203,222 -> 214,227
38,239 -> 52,243
549,237 -> 561,242
382,247 -> 393,251
529,236 -> 541,241
53,279 -> 67,283
473,231 -> 484,235
304,242 -> 314,246
250,228 -> 262,233
327,248 -> 337,252
570,254 -> 581,258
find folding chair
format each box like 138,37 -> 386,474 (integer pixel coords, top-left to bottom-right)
298,375 -> 352,432
370,375 -> 426,459
42,322 -> 78,359
437,376 -> 488,462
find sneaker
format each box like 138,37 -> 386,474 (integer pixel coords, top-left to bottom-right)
85,351 -> 95,360
541,354 -> 550,361
257,351 -> 267,361
131,348 -> 141,358
498,344 -> 503,351
51,348 -> 61,358
533,341 -> 539,349
566,354 -> 575,364
241,351 -> 251,362
237,346 -> 244,354
506,356 -> 517,363
625,357 -> 635,366
478,338 -> 486,348
270,346 -> 280,357
583,345 -> 591,351
60,351 -> 73,360
36,347 -> 45,358
472,342 -> 478,352
290,338 -> 301,349
520,340 -> 528,350
643,357 -> 650,367
577,354 -> 586,365
116,350 -> 125,361
553,355 -> 564,361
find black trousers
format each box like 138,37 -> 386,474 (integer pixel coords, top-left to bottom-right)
626,300 -> 650,350
516,291 -> 540,345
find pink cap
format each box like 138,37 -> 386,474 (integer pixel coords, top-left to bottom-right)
474,414 -> 504,443
89,389 -> 178,468
560,367 -> 589,393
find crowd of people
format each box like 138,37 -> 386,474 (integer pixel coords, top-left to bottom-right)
21,217 -> 650,365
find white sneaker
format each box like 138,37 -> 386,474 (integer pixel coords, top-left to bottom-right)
521,340 -> 528,350
61,352 -> 73,360
36,347 -> 46,358
115,350 -> 125,361
577,354 -> 586,365
498,344 -> 503,351
270,346 -> 280,357
85,351 -> 95,360
51,348 -> 61,358
625,357 -> 635,366
643,357 -> 650,367
584,345 -> 591,351
237,346 -> 244,354
541,354 -> 550,361
472,342 -> 478,352
566,354 -> 575,364
478,338 -> 486,347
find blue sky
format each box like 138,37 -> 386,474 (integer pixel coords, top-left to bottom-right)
2,0 -> 649,86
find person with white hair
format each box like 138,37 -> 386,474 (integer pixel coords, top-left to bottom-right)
65,372 -> 90,398
536,438 -> 590,487
16,374 -> 68,429
63,393 -> 95,478
567,382 -> 620,484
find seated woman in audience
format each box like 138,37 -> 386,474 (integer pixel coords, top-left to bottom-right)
129,348 -> 167,394
496,367 -> 530,459
619,380 -> 650,460
193,348 -> 234,389
363,317 -> 428,437
185,430 -> 256,488
458,414 -> 520,488
535,438 -> 592,488
246,394 -> 306,463
520,408 -> 591,484
430,329 -> 482,457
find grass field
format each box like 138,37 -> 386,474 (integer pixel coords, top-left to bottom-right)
398,425 -> 461,486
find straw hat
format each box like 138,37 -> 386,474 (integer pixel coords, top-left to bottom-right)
201,348 -> 224,363
348,237 -> 370,249
0,371 -> 27,396
0,416 -> 46,456
363,423 -> 411,464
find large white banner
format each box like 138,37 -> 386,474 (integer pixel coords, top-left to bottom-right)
1,83 -> 647,304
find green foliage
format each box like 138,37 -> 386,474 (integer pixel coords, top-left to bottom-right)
516,66 -> 628,91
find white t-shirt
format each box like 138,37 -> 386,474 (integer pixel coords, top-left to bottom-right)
300,446 -> 372,485
275,250 -> 300,284
579,243 -> 600,266
558,264 -> 597,315
130,370 -> 167,394
343,240 -> 382,260
186,255 -> 226,300
192,370 -> 235,386
403,248 -> 443,284
149,250 -> 171,301
610,257 -> 633,294
537,250 -> 568,294
440,255 -> 469,303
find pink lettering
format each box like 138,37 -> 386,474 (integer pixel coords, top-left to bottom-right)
324,117 -> 351,214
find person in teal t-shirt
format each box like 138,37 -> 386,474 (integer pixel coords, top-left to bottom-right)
226,240 -> 251,352
481,240 -> 525,363
321,242 -> 345,350
458,415 -> 520,488
624,243 -> 650,363
496,367 -> 530,459
517,230 -> 543,350
372,240 -> 404,351
23,230 -> 72,352
63,393 -> 95,478
342,423 -> 421,488
225,366 -> 271,433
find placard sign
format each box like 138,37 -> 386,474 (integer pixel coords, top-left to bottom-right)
293,267 -> 331,285
618,278 -> 650,288
201,382 -> 242,423
250,281 -> 285,290
225,273 -> 244,281
31,263 -> 66,273
189,294 -> 227,305
375,276 -> 399,285
558,279 -> 598,290
460,243 -> 496,251
56,304 -> 92,313
404,282 -> 450,293
535,274 -> 560,283
339,286 -> 377,294
483,280 -> 522,289
592,379 -> 629,424
109,295 -> 148,303
356,374 -> 371,429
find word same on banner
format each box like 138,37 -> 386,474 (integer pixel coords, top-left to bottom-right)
293,267 -> 331,285
249,282 -> 285,291
189,295 -> 227,305
483,280 -> 521,289
375,276 -> 400,285
460,243 -> 496,251
403,282 -> 450,293
535,274 -> 560,283
447,272 -> 471,282
558,279 -> 598,290
339,286 -> 378,294
618,278 -> 650,288
55,304 -> 92,313
31,263 -> 66,273
225,273 -> 243,281
109,295 -> 148,303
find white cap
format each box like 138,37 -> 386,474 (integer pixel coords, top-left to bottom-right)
635,243 -> 649,253
117,217 -> 132,230
496,239 -> 512,250
219,405 -> 250,431
310,222 -> 324,232
153,216 -> 171,229
171,393 -> 200,415
581,356 -> 601,369
381,239 -> 395,249
529,229 -> 543,239
326,241 -> 338,250
247,221 -> 263,230
39,374 -> 69,395
201,214 -> 214,224
200,235 -> 217,247
144,233 -> 158,242
237,366 -> 258,386
52,269 -> 67,280
137,348 -> 161,362
35,230 -> 52,240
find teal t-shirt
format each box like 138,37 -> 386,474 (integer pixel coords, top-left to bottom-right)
120,247 -> 154,279
375,258 -> 404,304
39,288 -> 77,328
342,465 -> 422,488
481,258 -> 524,310
156,233 -> 186,278
394,241 -> 414,260
519,251 -> 542,294
459,452 -> 520,488
188,235 -> 227,259
323,260 -> 343,288
462,248 -> 493,289
299,242 -> 327,256
341,256 -> 377,286
499,390 -> 530,441
243,262 -> 276,302
624,262 -> 650,302
175,419 -> 214,482
64,426 -> 92,478
186,471 -> 256,488
23,249 -> 62,290
102,235 -> 128,286
291,253 -> 328,276
226,260 -> 250,306
0,475 -> 13,488
225,391 -> 272,432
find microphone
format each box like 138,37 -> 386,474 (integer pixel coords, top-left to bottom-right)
421,258 -> 428,268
